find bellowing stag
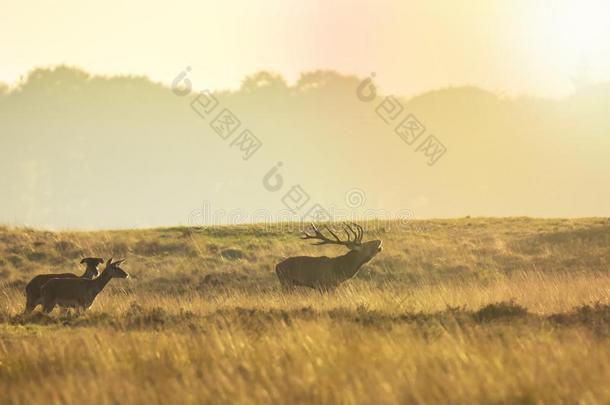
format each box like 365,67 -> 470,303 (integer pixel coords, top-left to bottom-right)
276,223 -> 382,291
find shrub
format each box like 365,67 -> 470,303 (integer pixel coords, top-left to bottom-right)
474,300 -> 528,322
220,248 -> 245,260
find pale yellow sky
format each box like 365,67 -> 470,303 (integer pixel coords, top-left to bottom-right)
2,0 -> 610,98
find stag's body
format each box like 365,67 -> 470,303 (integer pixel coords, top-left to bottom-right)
40,258 -> 128,313
276,223 -> 382,291
277,250 -> 375,290
24,257 -> 104,313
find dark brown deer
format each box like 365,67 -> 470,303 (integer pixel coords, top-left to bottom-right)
24,257 -> 104,313
40,258 -> 128,314
276,223 -> 382,291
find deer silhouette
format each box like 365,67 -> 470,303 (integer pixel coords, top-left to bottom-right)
40,258 -> 128,314
24,257 -> 104,313
276,223 -> 382,291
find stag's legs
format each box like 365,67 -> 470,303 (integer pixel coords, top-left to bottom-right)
314,283 -> 337,294
42,300 -> 56,314
281,285 -> 296,293
277,276 -> 297,293
24,296 -> 38,314
280,281 -> 296,293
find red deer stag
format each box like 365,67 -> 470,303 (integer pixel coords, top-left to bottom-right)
24,257 -> 104,313
40,258 -> 128,314
276,223 -> 382,291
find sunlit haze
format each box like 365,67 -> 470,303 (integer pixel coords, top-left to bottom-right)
3,0 -> 610,97
1,0 -> 610,229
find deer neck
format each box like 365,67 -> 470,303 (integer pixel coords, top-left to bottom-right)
90,270 -> 113,295
82,265 -> 97,278
334,250 -> 370,280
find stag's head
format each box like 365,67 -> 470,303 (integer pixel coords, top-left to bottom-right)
302,223 -> 382,263
80,257 -> 105,266
103,258 -> 130,278
80,257 -> 105,278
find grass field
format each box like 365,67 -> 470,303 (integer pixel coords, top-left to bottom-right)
0,218 -> 609,404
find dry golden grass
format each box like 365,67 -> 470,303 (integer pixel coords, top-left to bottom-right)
0,218 -> 609,404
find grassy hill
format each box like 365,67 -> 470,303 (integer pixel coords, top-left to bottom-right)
1,218 -> 609,403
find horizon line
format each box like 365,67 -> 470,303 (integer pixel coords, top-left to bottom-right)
2,64 -> 606,102
2,216 -> 607,233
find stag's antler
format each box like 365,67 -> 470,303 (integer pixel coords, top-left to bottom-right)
352,223 -> 364,243
342,223 -> 364,244
302,223 -> 363,248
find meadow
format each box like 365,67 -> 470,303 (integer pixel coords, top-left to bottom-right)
0,218 -> 609,404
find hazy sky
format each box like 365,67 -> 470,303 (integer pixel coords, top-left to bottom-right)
3,0 -> 610,98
